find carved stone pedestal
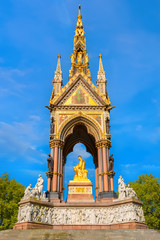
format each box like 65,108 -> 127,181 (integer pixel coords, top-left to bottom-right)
13,198 -> 147,230
67,181 -> 95,203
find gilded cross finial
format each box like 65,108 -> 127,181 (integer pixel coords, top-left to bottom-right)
69,5 -> 91,79
78,5 -> 82,19
98,53 -> 104,72
58,53 -> 61,59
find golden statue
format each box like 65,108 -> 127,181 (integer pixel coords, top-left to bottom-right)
71,54 -> 76,64
77,51 -> 83,64
84,54 -> 89,64
72,156 -> 90,182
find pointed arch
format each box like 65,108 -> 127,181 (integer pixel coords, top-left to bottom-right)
59,114 -> 102,142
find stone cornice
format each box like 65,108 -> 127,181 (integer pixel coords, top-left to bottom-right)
50,105 -> 108,111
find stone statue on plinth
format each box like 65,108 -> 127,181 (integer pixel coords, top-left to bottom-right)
109,154 -> 114,172
47,154 -> 53,172
21,175 -> 47,201
67,156 -> 94,202
117,176 -> 137,201
73,156 -> 89,182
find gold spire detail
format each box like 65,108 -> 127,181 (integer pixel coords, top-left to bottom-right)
56,53 -> 61,73
98,54 -> 105,73
52,54 -> 63,96
69,5 -> 90,79
97,54 -> 107,95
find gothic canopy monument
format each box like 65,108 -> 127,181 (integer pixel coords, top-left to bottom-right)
14,6 -> 147,230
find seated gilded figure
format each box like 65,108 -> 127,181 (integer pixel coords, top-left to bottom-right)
73,156 -> 90,182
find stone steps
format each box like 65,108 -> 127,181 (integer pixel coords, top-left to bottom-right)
0,229 -> 160,240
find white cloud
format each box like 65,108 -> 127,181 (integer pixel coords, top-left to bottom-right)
0,120 -> 48,164
0,67 -> 32,97
29,115 -> 41,121
143,165 -> 160,170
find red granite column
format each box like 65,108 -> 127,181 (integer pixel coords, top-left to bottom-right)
95,167 -> 98,199
59,148 -> 63,193
47,148 -> 54,192
97,147 -> 102,193
102,146 -> 109,191
52,146 -> 58,191
62,163 -> 65,194
47,178 -> 51,191
110,177 -> 114,191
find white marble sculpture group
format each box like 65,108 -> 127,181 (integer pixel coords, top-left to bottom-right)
22,174 -> 47,201
17,174 -> 144,225
117,176 -> 137,200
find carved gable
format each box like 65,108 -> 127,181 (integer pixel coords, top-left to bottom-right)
64,85 -> 97,106
55,78 -> 106,106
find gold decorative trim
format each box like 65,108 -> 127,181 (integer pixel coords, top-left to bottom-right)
46,171 -> 53,177
57,112 -> 103,140
96,140 -> 111,148
49,140 -> 64,148
50,73 -> 110,106
98,171 -> 115,176
53,172 -> 63,176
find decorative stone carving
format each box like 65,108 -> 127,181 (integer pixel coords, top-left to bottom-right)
21,175 -> 47,201
47,154 -> 54,172
22,184 -> 32,200
109,154 -> 114,172
50,117 -> 55,134
17,201 -> 145,225
117,176 -> 137,200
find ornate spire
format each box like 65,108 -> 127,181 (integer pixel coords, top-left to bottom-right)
55,54 -> 62,75
69,5 -> 90,79
97,54 -> 107,95
52,54 -> 63,95
98,54 -> 105,73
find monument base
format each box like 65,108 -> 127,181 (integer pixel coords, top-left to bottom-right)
14,221 -> 148,230
97,191 -> 118,202
67,181 -> 95,203
14,198 -> 147,229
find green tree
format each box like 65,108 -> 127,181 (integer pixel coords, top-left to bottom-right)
0,172 -> 25,230
129,174 -> 160,230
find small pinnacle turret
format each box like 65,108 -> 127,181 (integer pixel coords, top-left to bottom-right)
96,54 -> 107,95
52,54 -> 63,96
69,5 -> 91,79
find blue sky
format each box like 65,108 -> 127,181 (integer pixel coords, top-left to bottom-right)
0,0 -> 160,200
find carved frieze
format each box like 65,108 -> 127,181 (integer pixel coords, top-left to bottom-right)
17,201 -> 145,225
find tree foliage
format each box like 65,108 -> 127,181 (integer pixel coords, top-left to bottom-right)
129,174 -> 160,230
0,172 -> 25,230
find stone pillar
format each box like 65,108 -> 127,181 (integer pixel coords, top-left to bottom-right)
96,140 -> 117,201
49,140 -> 64,201
95,167 -> 98,200
52,146 -> 58,191
61,163 -> 65,199
47,177 -> 51,192
110,175 -> 114,191
97,147 -> 102,193
102,146 -> 109,191
59,148 -> 63,193
46,148 -> 54,193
